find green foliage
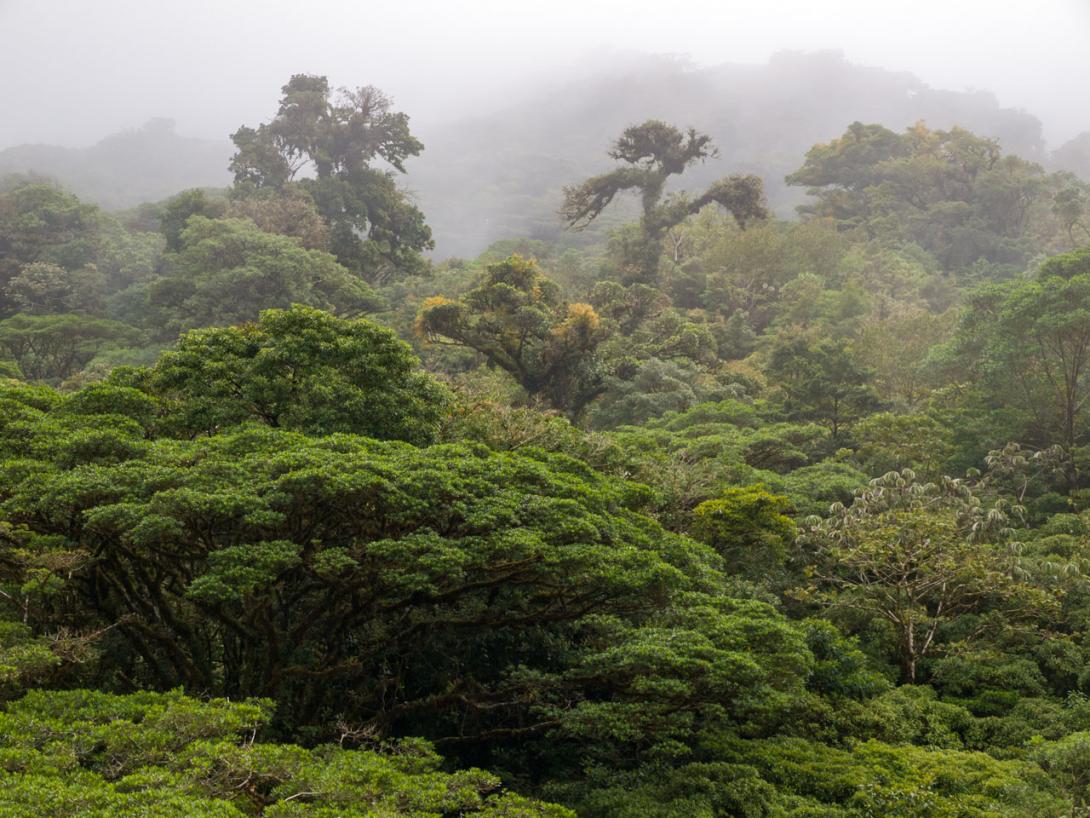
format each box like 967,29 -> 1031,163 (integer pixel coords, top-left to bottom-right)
0,183 -> 102,300
6,261 -> 106,315
853,307 -> 952,409
0,620 -> 60,693
1036,246 -> 1090,279
0,413 -> 792,744
800,619 -> 891,700
677,216 -> 851,332
950,263 -> 1090,447
147,216 -> 381,335
778,461 -> 869,518
59,382 -> 158,428
0,689 -> 569,817
146,305 -> 448,443
767,337 -> 881,440
0,313 -> 144,384
0,181 -> 164,315
798,472 -> 1057,683
1035,731 -> 1090,816
558,761 -> 780,818
224,186 -> 331,251
852,412 -> 956,479
587,358 -> 740,429
788,121 -> 1078,274
157,188 -> 227,251
12,102 -> 1090,818
741,736 -> 1063,816
692,484 -> 796,578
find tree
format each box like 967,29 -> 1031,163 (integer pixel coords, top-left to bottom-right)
798,471 -> 1054,683
1036,732 -> 1090,818
0,378 -> 812,788
0,183 -> 102,308
230,75 -> 432,281
146,216 -> 381,335
767,337 -> 881,440
145,305 -> 449,444
416,255 -> 608,418
5,261 -> 105,315
1039,247 -> 1090,279
690,217 -> 850,332
224,186 -> 331,250
853,307 -> 952,409
736,737 -> 1064,818
0,313 -> 143,383
852,412 -> 956,480
0,181 -> 166,320
157,188 -> 227,251
586,357 -> 730,429
1052,185 -> 1090,247
788,121 -> 1076,273
951,255 -> 1090,447
561,120 -> 768,282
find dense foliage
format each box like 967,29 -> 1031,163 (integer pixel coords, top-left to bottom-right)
0,689 -> 570,817
5,81 -> 1090,815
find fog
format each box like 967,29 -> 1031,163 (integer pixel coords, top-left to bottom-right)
1,0 -> 1088,151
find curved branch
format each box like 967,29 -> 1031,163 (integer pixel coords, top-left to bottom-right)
560,168 -> 651,230
689,174 -> 770,228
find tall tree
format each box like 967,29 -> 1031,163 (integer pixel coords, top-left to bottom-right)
230,75 -> 432,282
798,471 -> 1053,683
950,250 -> 1090,447
767,336 -> 881,440
561,120 -> 768,282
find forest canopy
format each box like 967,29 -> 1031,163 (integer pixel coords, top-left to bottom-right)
3,65 -> 1090,817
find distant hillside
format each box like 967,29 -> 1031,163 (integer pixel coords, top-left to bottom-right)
3,52 -> 1079,259
0,118 -> 231,209
1053,132 -> 1090,180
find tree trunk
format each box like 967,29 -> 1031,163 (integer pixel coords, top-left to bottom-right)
900,626 -> 917,684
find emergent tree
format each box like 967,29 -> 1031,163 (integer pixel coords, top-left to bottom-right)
230,75 -> 432,282
561,120 -> 768,282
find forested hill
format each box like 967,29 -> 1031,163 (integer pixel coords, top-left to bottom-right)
0,118 -> 232,209
2,51 -> 1088,259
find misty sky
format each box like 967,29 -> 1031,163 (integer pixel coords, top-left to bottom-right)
2,0 -> 1088,150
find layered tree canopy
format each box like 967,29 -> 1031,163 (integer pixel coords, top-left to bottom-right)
148,215 -> 381,336
0,689 -> 570,817
7,94 -> 1090,817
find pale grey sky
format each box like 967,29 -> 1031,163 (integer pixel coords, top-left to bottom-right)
1,0 -> 1088,148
